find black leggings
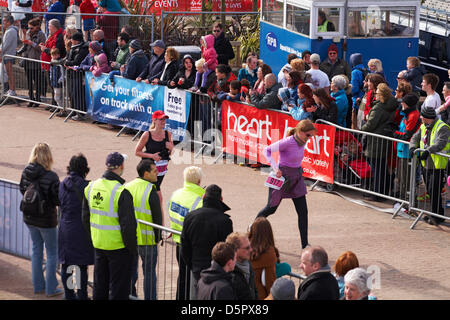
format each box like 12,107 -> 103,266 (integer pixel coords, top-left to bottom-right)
257,189 -> 309,249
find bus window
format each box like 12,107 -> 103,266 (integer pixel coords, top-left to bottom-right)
430,36 -> 448,62
317,8 -> 340,33
348,7 -> 416,38
287,4 -> 310,36
262,0 -> 283,27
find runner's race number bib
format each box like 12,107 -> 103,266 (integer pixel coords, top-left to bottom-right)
264,172 -> 285,190
156,160 -> 168,176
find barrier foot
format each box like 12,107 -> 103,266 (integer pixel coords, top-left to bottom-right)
116,126 -> 126,137
132,131 -> 142,141
310,180 -> 321,191
194,145 -> 206,158
64,110 -> 75,123
48,107 -> 59,119
213,150 -> 223,164
410,211 -> 424,230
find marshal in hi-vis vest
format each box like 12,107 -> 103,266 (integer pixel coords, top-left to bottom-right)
85,179 -> 126,250
124,178 -> 157,246
168,182 -> 205,244
419,120 -> 450,169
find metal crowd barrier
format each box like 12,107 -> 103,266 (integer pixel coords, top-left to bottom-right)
314,120 -> 449,229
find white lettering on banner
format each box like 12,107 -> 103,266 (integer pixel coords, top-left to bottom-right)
164,89 -> 186,123
226,106 -> 273,141
305,130 -> 330,157
154,0 -> 179,8
279,43 -> 302,57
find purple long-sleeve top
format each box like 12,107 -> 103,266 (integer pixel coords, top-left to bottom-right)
263,135 -> 305,170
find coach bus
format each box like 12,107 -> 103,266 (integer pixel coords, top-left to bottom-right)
259,0 -> 421,89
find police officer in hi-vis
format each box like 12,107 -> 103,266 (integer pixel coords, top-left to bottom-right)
125,159 -> 162,300
82,152 -> 137,300
168,166 -> 205,300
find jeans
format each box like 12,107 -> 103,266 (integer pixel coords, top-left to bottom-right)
26,225 -> 59,295
131,245 -> 158,300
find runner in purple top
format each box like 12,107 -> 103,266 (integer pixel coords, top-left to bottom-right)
257,119 -> 317,249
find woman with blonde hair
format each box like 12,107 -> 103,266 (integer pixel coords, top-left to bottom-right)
368,58 -> 385,79
19,142 -> 62,297
256,119 -> 317,249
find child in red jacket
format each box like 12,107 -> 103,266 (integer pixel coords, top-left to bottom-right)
192,34 -> 218,93
79,0 -> 96,41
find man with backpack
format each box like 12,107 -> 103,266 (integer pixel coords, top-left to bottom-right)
349,53 -> 368,129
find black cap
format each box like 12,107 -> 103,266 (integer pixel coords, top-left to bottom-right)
401,93 -> 419,108
105,152 -> 127,169
421,106 -> 437,119
71,32 -> 84,42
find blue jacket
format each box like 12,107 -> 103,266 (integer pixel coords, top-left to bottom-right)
349,53 -> 365,110
123,49 -> 149,80
289,98 -> 313,121
58,172 -> 94,265
45,1 -> 66,29
331,89 -> 349,127
237,67 -> 258,88
98,0 -> 122,12
394,106 -> 421,159
138,51 -> 165,81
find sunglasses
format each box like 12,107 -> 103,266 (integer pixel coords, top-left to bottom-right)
329,52 -> 337,55
213,29 -> 221,33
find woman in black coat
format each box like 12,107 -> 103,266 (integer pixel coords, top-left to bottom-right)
58,153 -> 94,300
153,47 -> 180,86
311,88 -> 338,124
168,54 -> 196,90
19,143 -> 61,297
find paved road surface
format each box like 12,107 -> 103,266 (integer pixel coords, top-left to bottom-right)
1,103 -> 449,300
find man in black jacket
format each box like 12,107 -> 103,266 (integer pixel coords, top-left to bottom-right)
82,152 -> 137,300
197,242 -> 237,300
181,184 -> 233,299
226,232 -> 258,300
297,246 -> 340,300
212,22 -> 235,66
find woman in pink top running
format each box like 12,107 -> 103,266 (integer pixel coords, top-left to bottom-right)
256,119 -> 317,249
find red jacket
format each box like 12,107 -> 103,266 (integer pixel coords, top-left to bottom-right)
79,0 -> 96,20
41,28 -> 65,71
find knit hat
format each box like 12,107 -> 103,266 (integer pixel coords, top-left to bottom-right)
401,93 -> 419,108
205,184 -> 222,201
105,152 -> 128,169
421,106 -> 437,119
71,32 -> 84,42
270,278 -> 295,300
89,41 -> 103,54
328,43 -> 338,53
129,39 -> 142,50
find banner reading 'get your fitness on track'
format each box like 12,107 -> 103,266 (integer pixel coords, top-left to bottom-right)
221,101 -> 336,184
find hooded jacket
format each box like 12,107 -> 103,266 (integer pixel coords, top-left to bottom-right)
169,55 -> 196,89
123,49 -> 149,80
197,261 -> 236,300
181,196 -> 233,279
19,163 -> 60,228
201,34 -> 218,72
90,53 -> 111,76
349,53 -> 365,109
214,31 -> 235,65
58,172 -> 94,265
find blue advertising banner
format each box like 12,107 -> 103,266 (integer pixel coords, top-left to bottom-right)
85,73 -> 191,141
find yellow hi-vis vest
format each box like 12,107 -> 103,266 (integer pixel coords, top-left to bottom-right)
85,178 -> 125,250
168,182 -> 205,244
124,178 -> 156,246
419,120 -> 450,169
317,20 -> 330,32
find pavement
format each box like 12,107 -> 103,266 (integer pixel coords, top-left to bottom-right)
1,101 -> 450,300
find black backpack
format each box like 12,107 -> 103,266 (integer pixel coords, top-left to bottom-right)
20,180 -> 45,217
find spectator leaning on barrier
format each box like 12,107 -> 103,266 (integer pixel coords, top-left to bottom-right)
238,54 -> 259,88
20,143 -> 61,297
82,152 -> 137,300
152,47 -> 179,86
136,39 -> 166,84
212,22 -> 235,66
58,153 -> 94,300
17,17 -> 46,108
125,159 -> 162,300
311,88 -> 338,124
197,242 -> 237,300
111,32 -> 130,71
181,184 -> 233,300
409,107 -> 450,226
393,93 -> 421,200
226,232 -> 258,301
297,246 -> 340,300
119,39 -> 148,81
1,15 -> 18,97
207,64 -> 237,101
319,43 -> 351,82
168,54 -> 196,90
49,48 -> 65,115
79,40 -> 103,72
249,73 -> 282,110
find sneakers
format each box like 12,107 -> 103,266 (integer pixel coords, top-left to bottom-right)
46,288 -> 64,298
56,110 -> 68,117
416,194 -> 430,202
7,90 -> 16,96
71,114 -> 85,121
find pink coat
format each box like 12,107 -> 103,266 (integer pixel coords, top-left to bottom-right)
201,34 -> 218,71
90,53 -> 111,77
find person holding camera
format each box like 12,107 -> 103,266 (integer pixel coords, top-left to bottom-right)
135,110 -> 174,221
